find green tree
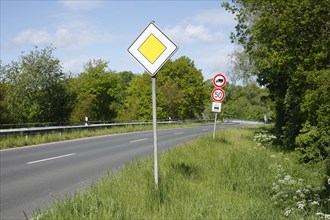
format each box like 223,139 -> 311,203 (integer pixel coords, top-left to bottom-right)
223,0 -> 329,153
121,73 -> 152,121
113,71 -> 135,121
157,56 -> 206,119
122,56 -> 207,121
1,46 -> 70,124
295,70 -> 330,162
69,59 -> 119,123
0,63 -> 12,125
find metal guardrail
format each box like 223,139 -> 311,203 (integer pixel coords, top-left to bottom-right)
0,118 -> 262,137
0,120 -> 212,137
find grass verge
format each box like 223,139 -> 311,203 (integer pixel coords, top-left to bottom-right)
36,125 -> 329,219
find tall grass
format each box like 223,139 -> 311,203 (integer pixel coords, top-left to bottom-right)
36,126 -> 329,219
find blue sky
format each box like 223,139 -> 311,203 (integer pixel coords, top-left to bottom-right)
1,0 -> 236,80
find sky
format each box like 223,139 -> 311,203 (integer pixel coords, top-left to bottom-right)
1,0 -> 237,80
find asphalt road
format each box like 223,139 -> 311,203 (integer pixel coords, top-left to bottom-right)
0,124 -> 238,219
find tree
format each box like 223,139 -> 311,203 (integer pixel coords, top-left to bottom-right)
112,71 -> 135,121
157,56 -> 207,119
1,46 -> 70,124
295,70 -> 330,162
228,48 -> 256,86
122,56 -> 207,121
121,73 -> 152,121
0,63 -> 12,125
69,59 -> 119,123
223,0 -> 329,154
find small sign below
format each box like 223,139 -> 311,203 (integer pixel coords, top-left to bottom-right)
212,102 -> 222,113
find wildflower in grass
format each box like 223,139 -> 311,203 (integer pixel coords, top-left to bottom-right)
269,161 -> 330,218
284,209 -> 292,217
310,201 -> 319,206
297,200 -> 305,209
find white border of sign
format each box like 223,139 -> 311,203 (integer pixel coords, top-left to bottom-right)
128,22 -> 178,76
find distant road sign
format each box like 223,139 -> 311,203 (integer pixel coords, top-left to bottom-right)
128,21 -> 178,76
213,73 -> 226,88
211,88 -> 225,102
212,102 -> 222,113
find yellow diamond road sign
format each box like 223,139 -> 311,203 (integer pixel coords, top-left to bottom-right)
138,34 -> 166,64
128,22 -> 178,76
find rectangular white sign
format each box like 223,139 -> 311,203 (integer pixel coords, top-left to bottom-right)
212,102 -> 222,113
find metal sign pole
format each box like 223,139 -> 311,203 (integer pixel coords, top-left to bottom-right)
213,113 -> 217,140
152,76 -> 159,189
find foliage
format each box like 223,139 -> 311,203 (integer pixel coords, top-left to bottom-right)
0,46 -> 70,123
203,80 -> 273,121
157,57 -> 207,119
222,0 -> 330,161
69,59 -> 121,123
122,56 -> 207,121
228,48 -> 256,86
295,70 -> 330,163
254,129 -> 330,218
120,73 -> 152,121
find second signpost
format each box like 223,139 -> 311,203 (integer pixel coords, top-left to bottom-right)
211,73 -> 226,139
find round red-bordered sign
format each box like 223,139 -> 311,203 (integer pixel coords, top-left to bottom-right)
211,88 -> 225,102
213,73 -> 226,88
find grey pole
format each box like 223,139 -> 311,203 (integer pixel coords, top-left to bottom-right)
213,113 -> 217,140
152,76 -> 159,188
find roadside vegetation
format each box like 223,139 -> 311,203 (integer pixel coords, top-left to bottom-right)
36,126 -> 330,219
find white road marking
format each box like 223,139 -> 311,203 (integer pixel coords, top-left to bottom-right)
202,129 -> 209,131
129,138 -> 148,143
27,153 -> 76,165
174,132 -> 185,135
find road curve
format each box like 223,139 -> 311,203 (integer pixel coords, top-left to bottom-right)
0,124 -> 238,219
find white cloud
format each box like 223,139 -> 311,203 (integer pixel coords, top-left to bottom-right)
165,24 -> 224,44
10,25 -> 114,49
196,46 -> 234,80
164,7 -> 236,79
13,29 -> 51,46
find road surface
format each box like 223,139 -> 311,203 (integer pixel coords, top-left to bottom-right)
0,124 -> 238,219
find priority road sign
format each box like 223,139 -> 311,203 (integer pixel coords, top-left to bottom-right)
213,73 -> 226,88
211,88 -> 225,102
128,21 -> 178,76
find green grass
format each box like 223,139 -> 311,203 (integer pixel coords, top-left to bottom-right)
0,123 -> 211,150
36,125 -> 329,219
